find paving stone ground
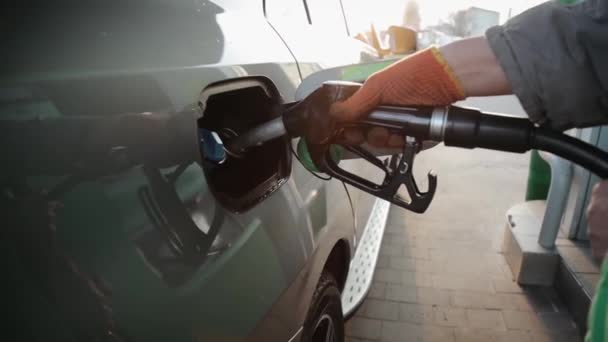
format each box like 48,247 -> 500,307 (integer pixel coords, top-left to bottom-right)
346,146 -> 581,342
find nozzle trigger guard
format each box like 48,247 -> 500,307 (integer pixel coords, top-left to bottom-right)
386,138 -> 437,212
309,137 -> 437,213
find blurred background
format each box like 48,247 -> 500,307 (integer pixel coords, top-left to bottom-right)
341,0 -> 547,57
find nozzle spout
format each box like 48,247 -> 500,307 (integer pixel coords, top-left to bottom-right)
224,116 -> 287,155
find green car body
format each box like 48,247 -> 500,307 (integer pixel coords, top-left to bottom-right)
2,1 -> 384,341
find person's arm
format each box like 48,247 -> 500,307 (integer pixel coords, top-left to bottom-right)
485,0 -> 608,130
332,37 -> 512,146
439,37 -> 512,97
333,0 -> 608,132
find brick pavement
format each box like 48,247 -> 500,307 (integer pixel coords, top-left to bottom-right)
346,146 -> 581,342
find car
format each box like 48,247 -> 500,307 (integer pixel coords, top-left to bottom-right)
1,1 -> 388,341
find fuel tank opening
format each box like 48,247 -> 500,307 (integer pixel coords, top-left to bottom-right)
197,77 -> 291,213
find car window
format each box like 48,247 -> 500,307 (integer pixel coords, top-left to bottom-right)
306,0 -> 348,37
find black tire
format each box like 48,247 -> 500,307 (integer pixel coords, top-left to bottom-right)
301,272 -> 344,342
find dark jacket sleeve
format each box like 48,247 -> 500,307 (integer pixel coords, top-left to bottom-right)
486,0 -> 608,130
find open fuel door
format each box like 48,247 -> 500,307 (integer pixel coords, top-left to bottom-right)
197,76 -> 292,213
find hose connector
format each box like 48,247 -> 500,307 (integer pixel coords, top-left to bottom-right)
428,106 -> 448,141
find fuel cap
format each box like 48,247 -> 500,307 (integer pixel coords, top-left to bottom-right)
199,128 -> 226,164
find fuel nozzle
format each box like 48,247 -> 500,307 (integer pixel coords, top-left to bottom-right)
220,81 -> 440,212
224,81 -> 362,156
222,116 -> 287,157
215,79 -> 608,214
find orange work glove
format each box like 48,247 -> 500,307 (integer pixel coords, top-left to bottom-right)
331,47 -> 466,121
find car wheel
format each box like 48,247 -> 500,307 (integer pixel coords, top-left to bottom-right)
301,272 -> 344,342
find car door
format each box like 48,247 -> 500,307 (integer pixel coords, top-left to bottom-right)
264,0 -> 359,249
1,1 -> 317,341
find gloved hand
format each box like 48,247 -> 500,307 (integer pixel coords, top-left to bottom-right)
331,47 -> 466,146
588,180 -> 608,261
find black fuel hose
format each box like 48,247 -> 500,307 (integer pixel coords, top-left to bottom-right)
439,106 -> 608,179
227,102 -> 608,179
531,128 -> 608,178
